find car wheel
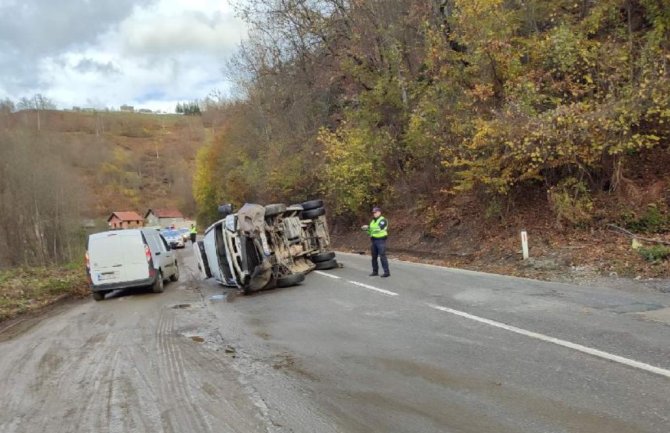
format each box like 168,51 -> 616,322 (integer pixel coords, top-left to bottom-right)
265,203 -> 287,217
301,207 -> 325,219
314,259 -> 338,270
301,199 -> 323,210
92,291 -> 105,301
170,263 -> 179,281
276,273 -> 305,288
310,251 -> 335,263
152,271 -> 165,293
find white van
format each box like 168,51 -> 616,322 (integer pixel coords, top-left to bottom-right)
86,229 -> 179,301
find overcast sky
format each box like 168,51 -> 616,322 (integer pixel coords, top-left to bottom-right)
0,0 -> 246,112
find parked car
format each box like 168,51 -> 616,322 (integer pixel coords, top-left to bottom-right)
194,199 -> 338,294
161,229 -> 185,249
86,228 -> 179,301
178,227 -> 190,243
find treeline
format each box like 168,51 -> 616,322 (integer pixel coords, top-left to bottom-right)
0,128 -> 87,266
194,0 -> 670,227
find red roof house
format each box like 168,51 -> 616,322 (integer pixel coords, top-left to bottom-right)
107,211 -> 144,230
144,208 -> 185,228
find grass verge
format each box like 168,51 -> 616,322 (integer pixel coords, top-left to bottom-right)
0,264 -> 89,323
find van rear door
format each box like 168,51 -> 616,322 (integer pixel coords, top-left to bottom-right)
88,231 -> 149,286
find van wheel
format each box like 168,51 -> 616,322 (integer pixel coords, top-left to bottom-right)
301,199 -> 323,210
92,291 -> 105,301
315,259 -> 338,270
265,203 -> 287,217
301,207 -> 325,219
276,273 -> 305,288
152,271 -> 165,293
310,251 -> 335,263
170,263 -> 179,281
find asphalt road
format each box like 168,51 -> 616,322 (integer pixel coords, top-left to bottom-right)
0,248 -> 669,433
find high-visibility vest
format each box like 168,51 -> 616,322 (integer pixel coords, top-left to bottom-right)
368,216 -> 388,238
190,226 -> 197,234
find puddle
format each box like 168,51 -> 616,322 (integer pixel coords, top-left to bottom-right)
190,336 -> 205,343
171,304 -> 191,309
209,295 -> 225,302
608,303 -> 665,314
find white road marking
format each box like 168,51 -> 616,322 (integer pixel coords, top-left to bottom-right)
428,303 -> 670,379
315,271 -> 341,279
348,281 -> 399,297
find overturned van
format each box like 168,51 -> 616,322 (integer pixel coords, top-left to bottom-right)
194,200 -> 338,294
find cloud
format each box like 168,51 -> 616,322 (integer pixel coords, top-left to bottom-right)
0,0 -> 247,112
74,58 -> 121,75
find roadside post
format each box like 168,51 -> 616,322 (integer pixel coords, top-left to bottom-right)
521,230 -> 529,260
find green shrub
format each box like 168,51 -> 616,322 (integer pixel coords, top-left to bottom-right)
637,245 -> 670,263
623,204 -> 670,234
548,177 -> 593,226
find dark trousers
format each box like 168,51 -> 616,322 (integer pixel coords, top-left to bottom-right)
190,233 -> 196,243
371,238 -> 389,275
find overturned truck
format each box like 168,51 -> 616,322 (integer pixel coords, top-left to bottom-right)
194,199 -> 338,294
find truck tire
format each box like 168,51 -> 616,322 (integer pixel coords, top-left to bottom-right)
276,273 -> 305,288
314,259 -> 338,270
310,251 -> 335,263
265,203 -> 287,217
301,207 -> 325,219
92,291 -> 106,301
152,271 -> 164,293
218,203 -> 233,216
300,199 -> 323,210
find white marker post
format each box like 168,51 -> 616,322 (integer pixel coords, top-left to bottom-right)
520,230 -> 529,260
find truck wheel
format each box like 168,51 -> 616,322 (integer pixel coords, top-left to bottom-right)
310,251 -> 335,263
92,291 -> 105,301
314,259 -> 338,270
170,263 -> 179,281
152,271 -> 164,293
218,203 -> 233,216
301,207 -> 325,219
301,199 -> 323,210
265,203 -> 287,217
276,273 -> 305,288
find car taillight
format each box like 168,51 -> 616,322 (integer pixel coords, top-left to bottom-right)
145,244 -> 156,276
84,251 -> 92,284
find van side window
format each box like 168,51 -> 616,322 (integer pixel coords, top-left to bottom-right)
143,232 -> 158,252
159,235 -> 170,251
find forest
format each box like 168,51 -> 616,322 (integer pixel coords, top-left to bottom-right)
194,0 -> 670,240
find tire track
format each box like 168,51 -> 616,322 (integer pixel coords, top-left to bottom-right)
157,307 -> 211,433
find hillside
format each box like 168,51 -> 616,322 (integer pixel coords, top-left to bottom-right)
192,0 -> 670,287
0,110 -> 208,266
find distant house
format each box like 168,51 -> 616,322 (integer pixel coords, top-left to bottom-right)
107,211 -> 144,230
120,104 -> 135,112
145,208 -> 185,228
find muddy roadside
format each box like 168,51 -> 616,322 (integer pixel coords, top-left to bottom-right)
0,265 -> 89,328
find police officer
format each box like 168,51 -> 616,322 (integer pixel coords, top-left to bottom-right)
189,224 -> 197,244
363,207 -> 390,277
